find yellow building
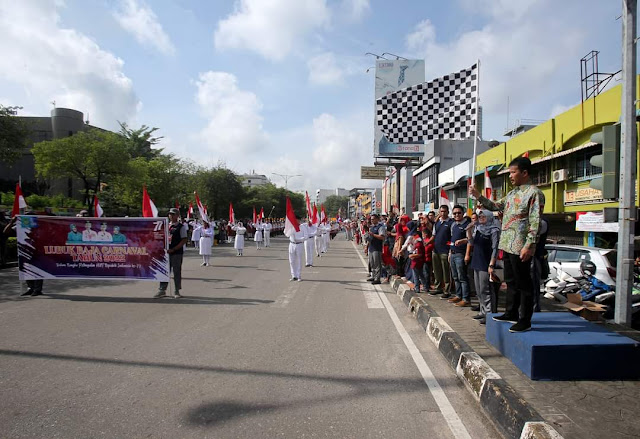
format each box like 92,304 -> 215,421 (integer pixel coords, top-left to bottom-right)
474,79 -> 639,247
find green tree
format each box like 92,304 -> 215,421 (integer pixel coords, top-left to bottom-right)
118,122 -> 163,159
241,183 -> 305,220
0,105 -> 31,166
324,195 -> 349,218
198,166 -> 246,220
32,129 -> 131,215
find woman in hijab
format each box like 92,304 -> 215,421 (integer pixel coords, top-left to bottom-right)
232,221 -> 247,256
467,209 -> 501,324
199,221 -> 213,266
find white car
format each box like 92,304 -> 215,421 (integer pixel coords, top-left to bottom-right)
545,244 -> 617,286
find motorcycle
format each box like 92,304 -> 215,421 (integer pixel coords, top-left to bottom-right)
544,262 -> 586,303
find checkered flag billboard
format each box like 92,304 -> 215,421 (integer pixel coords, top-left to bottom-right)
376,64 -> 478,144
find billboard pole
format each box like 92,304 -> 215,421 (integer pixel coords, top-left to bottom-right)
469,59 -> 481,216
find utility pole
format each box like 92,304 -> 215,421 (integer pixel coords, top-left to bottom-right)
616,0 -> 637,325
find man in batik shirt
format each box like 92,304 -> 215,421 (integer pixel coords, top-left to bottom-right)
470,157 -> 543,333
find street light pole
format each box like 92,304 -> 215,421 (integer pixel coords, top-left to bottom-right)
616,0 -> 637,325
272,173 -> 302,190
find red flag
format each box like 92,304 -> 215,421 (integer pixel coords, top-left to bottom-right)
259,207 -> 264,221
312,203 -> 319,225
11,183 -> 26,217
252,206 -> 257,224
94,196 -> 104,217
284,197 -> 300,236
187,203 -> 194,219
194,191 -> 208,223
142,186 -> 158,218
439,188 -> 451,210
484,168 -> 493,200
305,191 -> 312,219
320,204 -> 327,223
523,151 -> 529,158
229,202 -> 235,224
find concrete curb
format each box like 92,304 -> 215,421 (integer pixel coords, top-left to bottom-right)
389,279 -> 563,439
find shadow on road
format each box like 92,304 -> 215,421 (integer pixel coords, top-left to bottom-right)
0,348 -> 457,428
41,293 -> 272,305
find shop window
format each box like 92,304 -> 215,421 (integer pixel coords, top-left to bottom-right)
531,163 -> 550,186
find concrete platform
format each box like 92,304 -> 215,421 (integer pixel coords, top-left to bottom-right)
486,312 -> 640,380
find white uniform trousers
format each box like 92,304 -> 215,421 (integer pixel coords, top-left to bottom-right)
304,238 -> 314,266
264,231 -> 271,247
289,242 -> 303,279
314,235 -> 323,256
323,232 -> 329,250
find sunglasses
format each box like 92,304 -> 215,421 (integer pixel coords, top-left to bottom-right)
453,211 -> 463,215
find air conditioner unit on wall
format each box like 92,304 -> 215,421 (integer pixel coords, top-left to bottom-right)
552,169 -> 569,183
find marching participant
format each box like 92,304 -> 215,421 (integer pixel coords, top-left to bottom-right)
284,198 -> 307,281
199,221 -> 213,266
304,217 -> 317,267
254,220 -> 264,250
232,221 -> 247,256
191,221 -> 201,250
263,219 -> 272,247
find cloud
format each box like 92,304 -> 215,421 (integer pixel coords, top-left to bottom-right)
307,52 -> 345,85
194,71 -> 268,161
113,0 -> 176,55
340,0 -> 370,21
0,1 -> 139,130
214,0 -> 330,61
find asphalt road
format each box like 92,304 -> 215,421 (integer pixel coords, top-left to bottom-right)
0,234 -> 498,439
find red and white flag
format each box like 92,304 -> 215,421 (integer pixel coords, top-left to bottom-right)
305,191 -> 312,219
187,202 -> 194,219
439,188 -> 451,211
312,203 -> 319,225
11,182 -> 27,217
320,204 -> 327,223
194,191 -> 208,223
522,151 -> 529,158
284,197 -> 300,237
142,186 -> 158,218
94,196 -> 104,217
484,168 -> 493,200
252,206 -> 257,224
229,202 -> 235,224
259,207 -> 264,221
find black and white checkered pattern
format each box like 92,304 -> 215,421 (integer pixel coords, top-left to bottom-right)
376,64 -> 477,144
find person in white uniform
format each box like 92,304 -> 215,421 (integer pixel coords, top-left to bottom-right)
286,215 -> 308,281
304,218 -> 317,267
191,222 -> 201,250
199,221 -> 213,266
321,222 -> 329,252
232,222 -> 246,256
254,220 -> 263,250
263,219 -> 272,247
314,222 -> 324,257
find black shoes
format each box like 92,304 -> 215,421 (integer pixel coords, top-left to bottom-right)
371,280 -> 381,285
441,293 -> 452,299
492,314 -> 518,323
509,321 -> 532,333
153,291 -> 167,298
471,305 -> 480,312
21,290 -> 33,297
472,314 -> 484,320
30,291 -> 42,296
365,277 -> 374,282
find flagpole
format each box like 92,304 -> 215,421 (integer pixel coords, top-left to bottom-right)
469,59 -> 480,215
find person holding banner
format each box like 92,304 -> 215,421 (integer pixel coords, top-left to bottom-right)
155,208 -> 188,299
199,221 -> 213,266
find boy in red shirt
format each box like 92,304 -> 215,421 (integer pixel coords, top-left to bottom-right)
409,230 -> 428,293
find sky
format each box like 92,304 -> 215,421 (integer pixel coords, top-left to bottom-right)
0,0 -> 629,193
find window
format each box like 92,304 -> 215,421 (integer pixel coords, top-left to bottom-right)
531,163 -> 550,186
572,148 -> 602,181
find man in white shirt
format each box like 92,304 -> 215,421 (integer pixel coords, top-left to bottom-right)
287,215 -> 308,281
304,218 -> 317,267
263,219 -> 272,247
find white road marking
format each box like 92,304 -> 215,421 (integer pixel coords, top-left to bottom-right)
361,282 -> 384,309
272,284 -> 299,308
351,241 -> 472,439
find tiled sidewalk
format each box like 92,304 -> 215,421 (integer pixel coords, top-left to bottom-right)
408,283 -> 640,439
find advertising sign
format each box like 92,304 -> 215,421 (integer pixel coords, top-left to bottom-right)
374,59 -> 425,158
575,211 -> 619,233
361,166 -> 386,179
564,188 -> 606,205
17,216 -> 170,281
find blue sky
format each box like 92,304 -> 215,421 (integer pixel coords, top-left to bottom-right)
0,0 -> 627,192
